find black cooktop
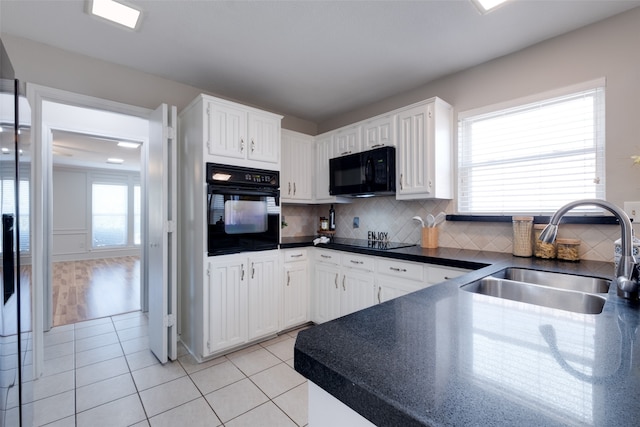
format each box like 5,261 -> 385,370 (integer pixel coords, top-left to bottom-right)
326,238 -> 416,251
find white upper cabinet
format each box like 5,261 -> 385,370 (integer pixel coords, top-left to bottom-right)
181,94 -> 282,170
362,114 -> 397,150
281,129 -> 314,202
396,98 -> 452,200
247,112 -> 280,164
333,125 -> 362,157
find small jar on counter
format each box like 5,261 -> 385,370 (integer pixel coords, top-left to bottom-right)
533,224 -> 556,259
556,238 -> 581,261
512,216 -> 534,257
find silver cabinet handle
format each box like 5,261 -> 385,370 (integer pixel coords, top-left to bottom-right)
400,173 -> 403,190
288,182 -> 291,195
377,286 -> 381,304
334,273 -> 338,289
389,267 -> 407,272
321,254 -> 331,259
293,182 -> 296,195
251,139 -> 255,152
241,139 -> 245,152
287,271 -> 290,286
350,260 -> 363,265
241,263 -> 245,280
342,276 -> 346,291
341,151 -> 351,156
371,144 -> 384,148
291,253 -> 303,258
251,262 -> 255,279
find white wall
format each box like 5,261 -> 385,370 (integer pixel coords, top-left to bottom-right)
52,165 -> 140,261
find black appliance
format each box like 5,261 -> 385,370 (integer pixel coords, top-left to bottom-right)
329,146 -> 396,197
206,163 -> 280,255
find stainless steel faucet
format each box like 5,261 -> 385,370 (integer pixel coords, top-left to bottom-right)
539,199 -> 639,301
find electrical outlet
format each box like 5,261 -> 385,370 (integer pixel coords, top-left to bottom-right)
353,217 -> 359,228
623,201 -> 640,223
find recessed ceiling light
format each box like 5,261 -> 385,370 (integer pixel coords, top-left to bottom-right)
89,0 -> 142,30
117,141 -> 141,149
107,158 -> 124,164
472,0 -> 509,14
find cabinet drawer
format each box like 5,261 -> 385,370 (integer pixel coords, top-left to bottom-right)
377,258 -> 424,282
314,249 -> 340,265
341,254 -> 374,272
283,249 -> 308,263
427,265 -> 469,284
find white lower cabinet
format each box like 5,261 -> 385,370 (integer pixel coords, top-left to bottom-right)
204,251 -> 279,358
313,263 -> 342,324
375,258 -> 427,303
312,250 -> 376,324
281,249 -> 310,330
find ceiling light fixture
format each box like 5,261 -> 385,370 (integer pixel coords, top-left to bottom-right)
117,141 -> 141,149
472,0 -> 509,14
89,0 -> 142,30
107,157 -> 124,164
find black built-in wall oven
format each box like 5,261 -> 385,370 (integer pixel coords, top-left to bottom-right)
206,163 -> 280,256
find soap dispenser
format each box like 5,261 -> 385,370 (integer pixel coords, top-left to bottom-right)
329,205 -> 336,231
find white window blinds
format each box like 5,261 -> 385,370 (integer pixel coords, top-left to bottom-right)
458,82 -> 605,215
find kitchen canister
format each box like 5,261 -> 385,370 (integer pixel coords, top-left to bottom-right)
533,224 -> 556,259
512,216 -> 533,257
556,238 -> 581,261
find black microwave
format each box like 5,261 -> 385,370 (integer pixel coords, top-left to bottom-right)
329,146 -> 396,197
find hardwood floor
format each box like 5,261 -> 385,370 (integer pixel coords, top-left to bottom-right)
52,256 -> 140,327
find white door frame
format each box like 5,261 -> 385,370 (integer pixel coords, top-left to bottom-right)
27,83 -> 152,377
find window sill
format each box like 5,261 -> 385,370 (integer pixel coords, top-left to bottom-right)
446,215 -> 622,225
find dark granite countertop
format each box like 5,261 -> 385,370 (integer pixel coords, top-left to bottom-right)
293,241 -> 640,426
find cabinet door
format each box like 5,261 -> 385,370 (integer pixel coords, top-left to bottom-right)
207,101 -> 247,159
281,130 -> 313,202
248,112 -> 280,164
362,115 -> 396,151
341,270 -> 376,317
334,125 -> 361,157
206,258 -> 248,356
312,264 -> 341,324
282,261 -> 309,330
315,134 -> 334,202
397,103 -> 433,198
376,278 -> 421,303
247,253 -> 279,340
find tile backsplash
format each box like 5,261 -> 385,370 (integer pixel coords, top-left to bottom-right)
281,196 -> 627,263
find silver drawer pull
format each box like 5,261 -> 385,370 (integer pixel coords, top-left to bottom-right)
389,267 -> 407,272
321,254 -> 332,259
350,260 -> 363,264
291,254 -> 303,258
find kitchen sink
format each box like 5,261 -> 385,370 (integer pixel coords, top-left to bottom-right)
500,268 -> 611,294
460,275 -> 608,315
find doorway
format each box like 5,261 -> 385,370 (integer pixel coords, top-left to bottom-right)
46,105 -> 148,328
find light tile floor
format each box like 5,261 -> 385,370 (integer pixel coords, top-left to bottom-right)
31,311 -> 309,426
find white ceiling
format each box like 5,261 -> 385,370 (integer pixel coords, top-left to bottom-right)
1,0 -> 639,125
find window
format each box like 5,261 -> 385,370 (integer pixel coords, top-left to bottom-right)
458,80 -> 605,215
92,183 -> 128,247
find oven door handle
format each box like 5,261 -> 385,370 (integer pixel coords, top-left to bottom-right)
208,185 -> 279,199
